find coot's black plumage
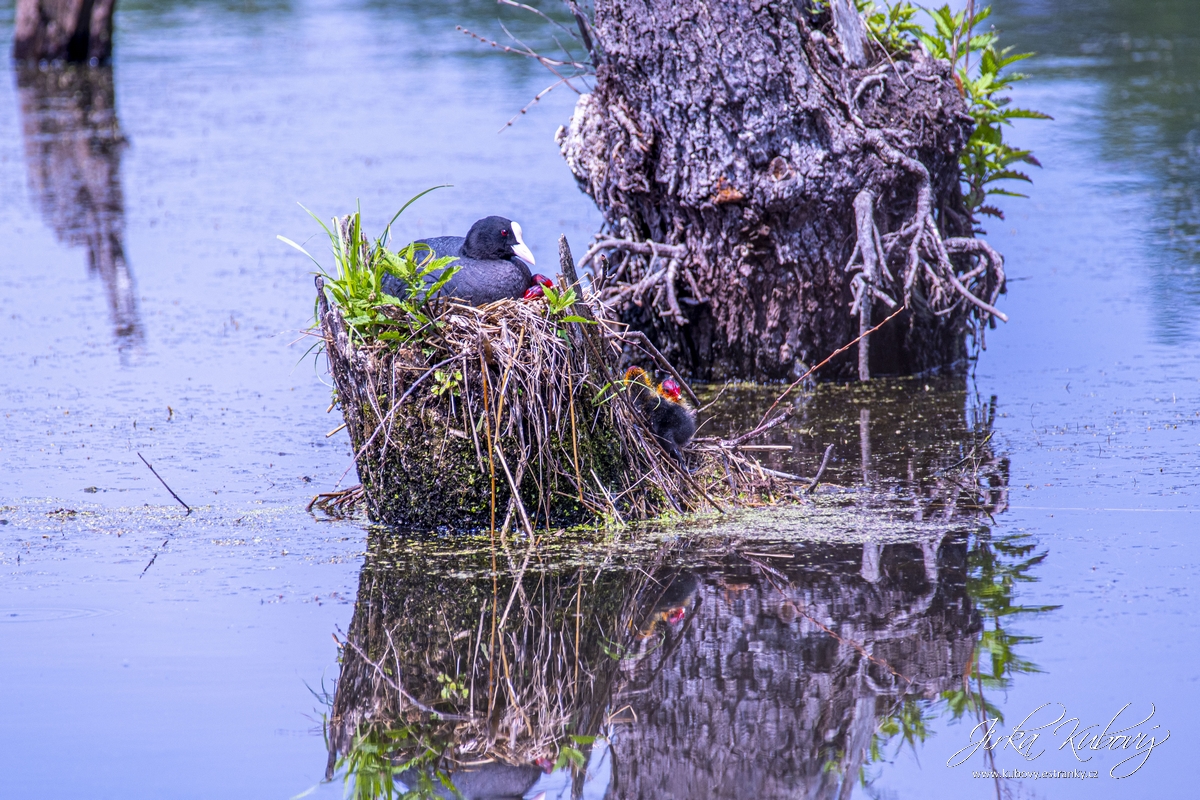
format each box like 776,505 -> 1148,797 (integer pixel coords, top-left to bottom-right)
381,216 -> 536,306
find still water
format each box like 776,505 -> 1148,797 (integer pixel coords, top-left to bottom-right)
0,0 -> 1196,797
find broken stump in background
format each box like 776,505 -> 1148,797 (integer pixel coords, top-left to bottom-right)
13,0 -> 117,64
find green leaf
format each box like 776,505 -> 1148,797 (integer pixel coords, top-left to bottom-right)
1002,107 -> 1054,121
382,185 -> 452,242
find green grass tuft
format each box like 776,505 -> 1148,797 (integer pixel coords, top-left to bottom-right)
278,187 -> 461,345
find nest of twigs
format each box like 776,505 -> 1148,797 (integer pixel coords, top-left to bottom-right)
316,232 -> 813,530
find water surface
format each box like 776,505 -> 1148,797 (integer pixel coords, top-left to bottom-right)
1,1 -> 1197,797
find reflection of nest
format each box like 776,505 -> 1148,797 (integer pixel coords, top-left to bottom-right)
326,530 -> 990,799
325,532 -> 676,779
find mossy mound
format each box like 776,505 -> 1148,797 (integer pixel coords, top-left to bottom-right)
314,224 -> 806,531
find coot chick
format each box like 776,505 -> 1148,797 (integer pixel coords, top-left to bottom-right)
381,216 -> 536,306
624,368 -> 697,462
522,273 -> 555,300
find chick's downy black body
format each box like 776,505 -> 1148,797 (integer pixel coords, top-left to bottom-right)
381,215 -> 535,306
624,368 -> 696,462
646,395 -> 697,461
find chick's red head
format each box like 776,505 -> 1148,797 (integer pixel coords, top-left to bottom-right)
660,378 -> 682,402
523,285 -> 545,300
532,273 -> 554,288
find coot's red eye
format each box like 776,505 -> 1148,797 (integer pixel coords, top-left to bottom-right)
501,229 -> 509,237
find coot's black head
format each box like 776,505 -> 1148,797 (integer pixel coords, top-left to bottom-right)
462,216 -> 536,265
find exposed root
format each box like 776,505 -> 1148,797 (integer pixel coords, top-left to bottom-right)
847,189 -> 895,379
577,237 -> 685,272
555,37 -> 1005,380
846,83 -> 1008,363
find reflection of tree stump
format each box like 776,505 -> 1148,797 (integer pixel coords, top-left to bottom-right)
325,532 -> 991,796
17,65 -> 139,347
611,542 -> 980,799
13,0 -> 116,63
558,2 -> 1004,381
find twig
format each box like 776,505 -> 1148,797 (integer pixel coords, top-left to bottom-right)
805,444 -> 834,494
499,77 -> 574,132
722,409 -> 794,448
754,304 -> 907,429
397,355 -> 463,407
735,444 -> 793,451
558,234 -> 616,388
456,25 -> 588,70
139,547 -> 163,578
752,465 -> 809,482
497,0 -> 581,43
306,484 -> 365,514
577,237 -> 685,272
696,381 -> 730,412
567,0 -> 599,66
137,452 -> 191,514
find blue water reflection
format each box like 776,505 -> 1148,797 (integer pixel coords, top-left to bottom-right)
993,0 -> 1200,343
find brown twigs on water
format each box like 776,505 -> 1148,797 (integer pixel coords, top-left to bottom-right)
137,452 -> 191,515
307,484 -> 364,516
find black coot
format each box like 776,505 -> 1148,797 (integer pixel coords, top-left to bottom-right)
381,216 -> 536,306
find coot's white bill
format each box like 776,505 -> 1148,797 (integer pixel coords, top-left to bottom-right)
510,221 -> 536,265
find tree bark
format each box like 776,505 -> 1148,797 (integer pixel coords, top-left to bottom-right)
558,1 -> 999,381
13,0 -> 116,63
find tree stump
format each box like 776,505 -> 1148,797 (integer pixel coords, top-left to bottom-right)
557,2 -> 1005,381
13,0 -> 116,63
